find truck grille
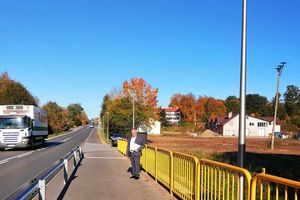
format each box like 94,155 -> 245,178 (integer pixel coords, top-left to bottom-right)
2,132 -> 19,143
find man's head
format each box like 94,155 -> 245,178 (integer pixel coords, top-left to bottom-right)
131,128 -> 138,137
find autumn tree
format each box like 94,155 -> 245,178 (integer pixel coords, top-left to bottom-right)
42,101 -> 69,134
169,93 -> 196,122
196,97 -> 226,122
123,77 -> 158,111
0,72 -> 38,106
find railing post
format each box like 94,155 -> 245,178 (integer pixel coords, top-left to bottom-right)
196,161 -> 200,200
155,147 -> 157,182
170,151 -> 173,196
64,159 -> 68,185
38,180 -> 46,200
145,145 -> 148,173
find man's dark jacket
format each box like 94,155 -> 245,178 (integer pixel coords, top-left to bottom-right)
126,134 -> 146,157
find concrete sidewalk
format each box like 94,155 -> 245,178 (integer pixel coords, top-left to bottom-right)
62,129 -> 174,200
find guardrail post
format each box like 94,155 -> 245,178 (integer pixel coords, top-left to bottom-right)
79,146 -> 83,159
64,159 -> 68,185
38,180 -> 46,200
73,151 -> 77,169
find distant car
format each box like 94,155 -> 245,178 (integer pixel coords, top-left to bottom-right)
274,132 -> 283,138
88,124 -> 94,128
293,132 -> 300,140
110,133 -> 126,146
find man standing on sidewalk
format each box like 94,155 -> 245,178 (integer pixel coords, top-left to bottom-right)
126,128 -> 145,180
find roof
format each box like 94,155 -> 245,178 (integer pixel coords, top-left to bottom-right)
257,117 -> 281,124
215,114 -> 281,126
218,113 -> 239,125
163,107 -> 180,112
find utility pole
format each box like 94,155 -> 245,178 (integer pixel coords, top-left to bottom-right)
132,93 -> 135,129
270,62 -> 286,150
238,0 -> 247,198
106,112 -> 109,143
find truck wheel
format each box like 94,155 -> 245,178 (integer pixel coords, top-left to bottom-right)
30,139 -> 35,150
41,139 -> 46,147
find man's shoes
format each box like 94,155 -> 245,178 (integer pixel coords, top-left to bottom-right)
135,176 -> 140,180
130,175 -> 135,179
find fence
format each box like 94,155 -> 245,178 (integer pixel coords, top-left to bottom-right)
199,159 -> 252,200
117,139 -> 300,200
251,173 -> 300,200
13,146 -> 83,200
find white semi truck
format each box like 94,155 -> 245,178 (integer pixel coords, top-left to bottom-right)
0,105 -> 48,150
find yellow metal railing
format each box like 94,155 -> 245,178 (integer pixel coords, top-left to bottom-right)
156,148 -> 172,189
199,159 -> 252,200
117,139 -> 127,155
251,173 -> 300,200
117,139 -> 300,200
173,152 -> 199,200
145,146 -> 156,177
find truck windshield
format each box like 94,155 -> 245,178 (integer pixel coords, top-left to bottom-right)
0,117 -> 27,129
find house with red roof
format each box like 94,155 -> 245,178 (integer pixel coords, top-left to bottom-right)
162,107 -> 181,125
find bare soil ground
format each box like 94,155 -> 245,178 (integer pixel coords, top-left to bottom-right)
148,135 -> 300,155
147,134 -> 300,180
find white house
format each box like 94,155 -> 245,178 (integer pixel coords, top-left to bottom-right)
216,112 -> 280,137
163,107 -> 181,125
138,120 -> 161,135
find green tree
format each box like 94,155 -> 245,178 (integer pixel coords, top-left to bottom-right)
159,108 -> 168,127
66,103 -> 85,127
42,101 -> 69,134
0,72 -> 38,106
284,85 -> 300,116
225,96 -> 240,114
271,93 -> 287,120
246,94 -> 271,116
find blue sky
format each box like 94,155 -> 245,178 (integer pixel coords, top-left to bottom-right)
1,0 -> 299,118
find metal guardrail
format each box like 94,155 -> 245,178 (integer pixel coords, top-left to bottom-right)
117,139 -> 127,155
251,173 -> 300,200
173,151 -> 199,200
14,146 -> 83,200
199,159 -> 252,200
117,139 -> 300,200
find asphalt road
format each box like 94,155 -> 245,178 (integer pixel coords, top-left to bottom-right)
0,126 -> 93,199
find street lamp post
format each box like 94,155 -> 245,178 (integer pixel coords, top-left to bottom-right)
132,93 -> 135,129
106,112 -> 109,143
270,62 -> 286,150
238,0 -> 247,198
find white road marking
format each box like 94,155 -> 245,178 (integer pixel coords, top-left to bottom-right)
85,156 -> 126,160
0,151 -> 33,165
0,160 -> 9,165
0,127 -> 90,165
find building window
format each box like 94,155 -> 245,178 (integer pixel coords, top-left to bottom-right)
257,122 -> 267,127
249,122 -> 254,126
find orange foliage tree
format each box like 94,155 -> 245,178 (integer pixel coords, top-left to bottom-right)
170,93 -> 227,123
196,97 -> 226,121
122,77 -> 158,110
170,93 -> 196,122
